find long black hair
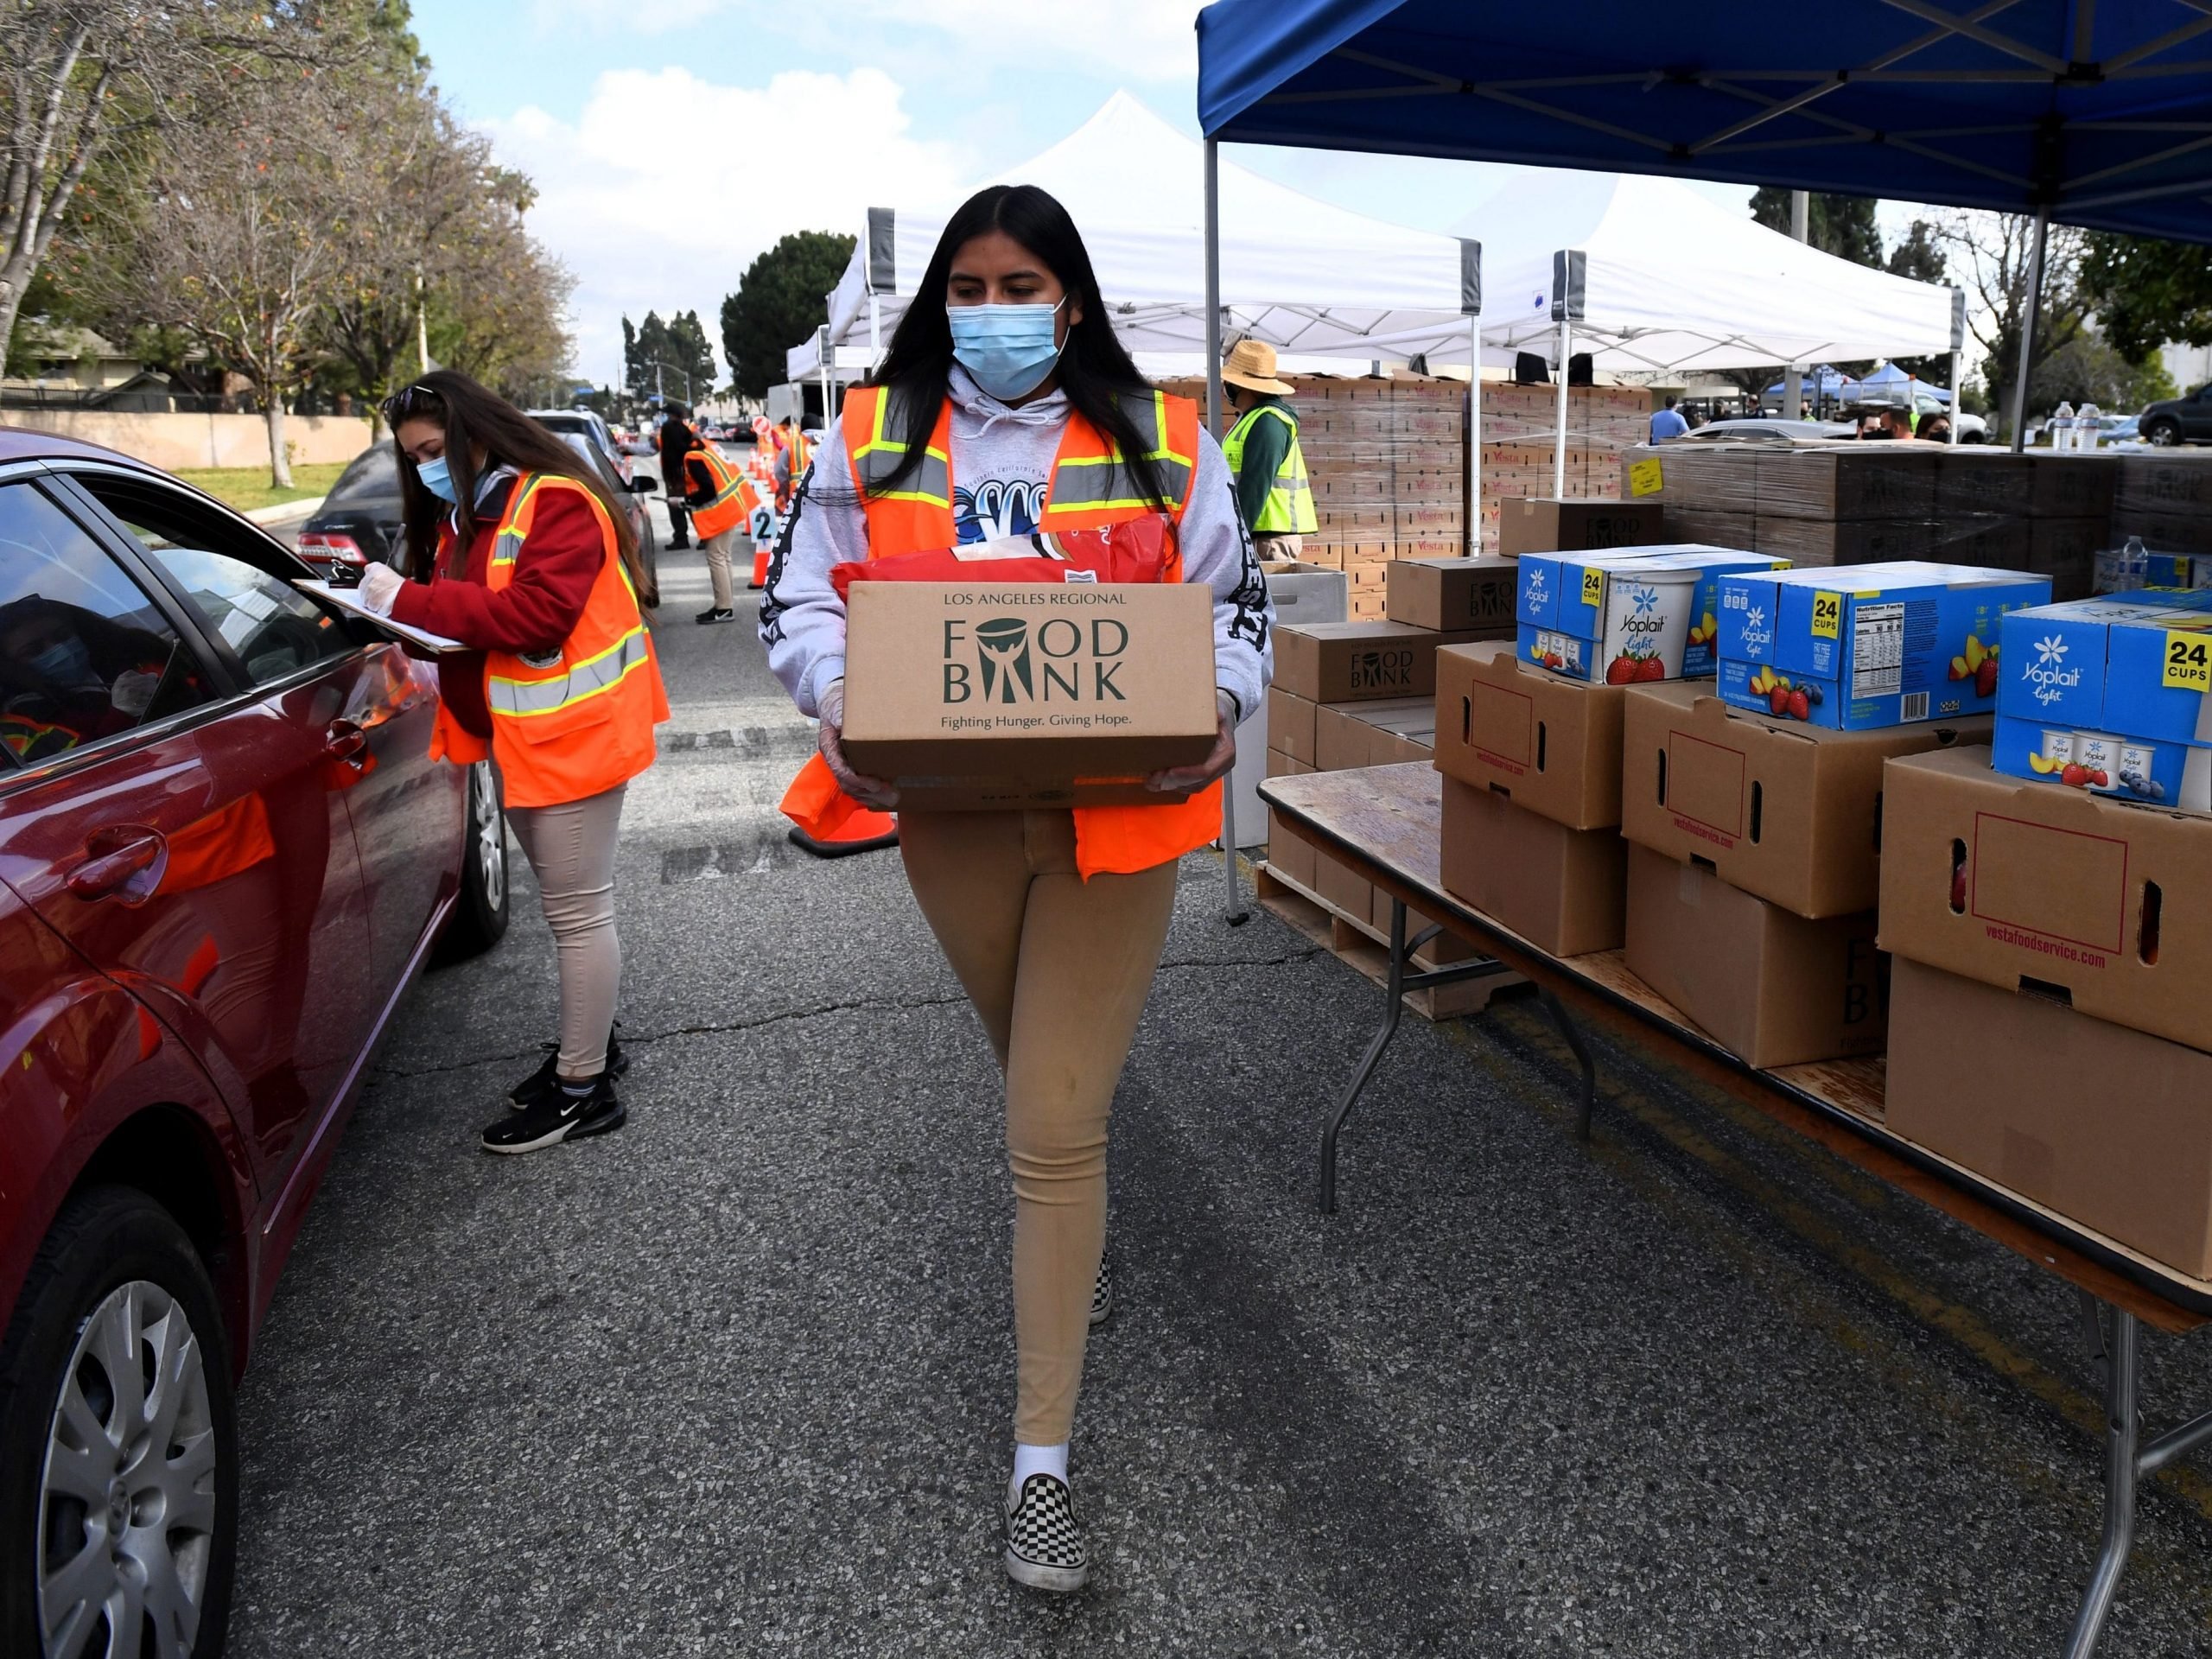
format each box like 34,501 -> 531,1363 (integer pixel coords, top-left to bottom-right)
868,184 -> 1170,508
385,369 -> 654,606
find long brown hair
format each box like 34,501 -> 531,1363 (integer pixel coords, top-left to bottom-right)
385,370 -> 655,607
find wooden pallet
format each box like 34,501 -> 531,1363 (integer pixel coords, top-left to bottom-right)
1255,863 -> 1531,1020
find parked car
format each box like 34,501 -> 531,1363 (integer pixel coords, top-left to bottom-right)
2138,383 -> 2212,446
528,407 -> 626,480
0,427 -> 512,1659
296,429 -> 662,600
1681,417 -> 1859,442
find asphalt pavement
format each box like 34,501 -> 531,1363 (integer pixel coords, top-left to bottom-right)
226,510 -> 2212,1656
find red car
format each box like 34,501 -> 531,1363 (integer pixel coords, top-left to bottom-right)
0,430 -> 509,1657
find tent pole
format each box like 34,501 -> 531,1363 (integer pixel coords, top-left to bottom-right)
2008,209 -> 2049,455
1554,318 -> 1570,497
1947,285 -> 1965,446
1203,135 -> 1244,924
1466,315 -> 1482,556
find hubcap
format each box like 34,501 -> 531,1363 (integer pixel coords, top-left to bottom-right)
473,760 -> 506,911
39,1280 -> 217,1659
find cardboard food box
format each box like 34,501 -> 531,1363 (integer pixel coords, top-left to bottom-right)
1434,640 -> 1627,830
1262,750 -> 1316,888
1386,556 -> 1519,631
1314,843 -> 1373,923
1618,682 -> 1989,918
1936,449 -> 2037,516
1751,516 -> 1936,569
1268,687 -> 1319,766
1273,620 -> 1495,704
1516,546 -> 1786,684
2028,453 -> 2120,520
1716,563 -> 2050,730
1754,445 -> 1939,521
1992,593 -> 2212,810
1439,775 -> 1626,957
1313,696 -> 1436,772
1624,846 -> 1886,1068
1878,745 -> 2212,1053
1886,958 -> 2212,1280
1497,496 -> 1664,559
841,582 -> 1217,807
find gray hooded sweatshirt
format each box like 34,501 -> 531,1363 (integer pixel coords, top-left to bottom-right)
760,365 -> 1274,722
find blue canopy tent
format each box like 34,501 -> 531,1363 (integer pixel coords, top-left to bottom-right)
1197,1 -> 2212,454
1858,359 -> 1955,410
1198,3 -> 2212,1651
1763,364 -> 1860,409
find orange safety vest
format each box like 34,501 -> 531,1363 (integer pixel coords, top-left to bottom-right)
685,442 -> 759,540
836,382 -> 1214,879
428,472 -> 671,809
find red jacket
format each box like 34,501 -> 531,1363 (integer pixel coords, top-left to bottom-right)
390,480 -> 607,737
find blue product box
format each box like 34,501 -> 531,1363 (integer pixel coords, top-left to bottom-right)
1716,562 -> 2050,729
1514,544 -> 1784,683
1990,594 -> 2212,804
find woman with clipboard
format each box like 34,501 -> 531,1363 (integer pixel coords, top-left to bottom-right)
354,370 -> 670,1154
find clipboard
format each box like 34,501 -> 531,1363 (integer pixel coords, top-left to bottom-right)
293,579 -> 469,655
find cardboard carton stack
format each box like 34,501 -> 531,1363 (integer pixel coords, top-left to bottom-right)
1622,442 -> 2116,599
2113,451 -> 2212,555
1878,745 -> 2212,1280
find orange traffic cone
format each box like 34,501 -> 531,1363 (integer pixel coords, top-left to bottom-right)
748,547 -> 771,589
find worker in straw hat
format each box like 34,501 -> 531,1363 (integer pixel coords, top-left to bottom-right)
1219,338 -> 1318,561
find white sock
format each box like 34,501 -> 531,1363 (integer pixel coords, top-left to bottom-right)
1013,1442 -> 1069,1489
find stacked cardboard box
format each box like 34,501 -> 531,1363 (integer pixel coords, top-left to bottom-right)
1614,683 -> 1985,1067
1622,442 -> 2115,598
1878,747 -> 2212,1278
2113,451 -> 2212,555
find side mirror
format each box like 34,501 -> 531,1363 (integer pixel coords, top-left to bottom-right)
630,474 -> 659,493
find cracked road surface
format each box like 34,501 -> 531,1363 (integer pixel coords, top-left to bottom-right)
226,531 -> 2212,1656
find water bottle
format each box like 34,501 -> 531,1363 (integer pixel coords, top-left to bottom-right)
2051,400 -> 2075,450
2078,403 -> 2101,451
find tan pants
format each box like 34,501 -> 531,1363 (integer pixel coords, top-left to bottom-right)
899,810 -> 1179,1444
506,784 -> 626,1079
1254,532 -> 1303,562
701,529 -> 747,610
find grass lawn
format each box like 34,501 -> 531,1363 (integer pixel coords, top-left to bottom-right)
173,462 -> 349,514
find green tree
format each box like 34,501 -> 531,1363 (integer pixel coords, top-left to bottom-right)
1751,188 -> 1883,268
720,230 -> 855,399
2079,233 -> 2212,365
624,308 -> 716,404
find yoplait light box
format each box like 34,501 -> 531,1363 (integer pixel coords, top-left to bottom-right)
1514,544 -> 1786,685
1715,562 -> 2050,730
1991,592 -> 2212,807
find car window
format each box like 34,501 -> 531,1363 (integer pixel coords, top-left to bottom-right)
0,482 -> 214,771
557,434 -> 622,494
324,444 -> 399,506
69,477 -> 359,687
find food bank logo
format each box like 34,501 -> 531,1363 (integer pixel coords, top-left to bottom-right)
944,615 -> 1129,704
2022,632 -> 2079,707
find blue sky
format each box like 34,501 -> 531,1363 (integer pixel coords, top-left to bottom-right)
410,1 -> 1774,385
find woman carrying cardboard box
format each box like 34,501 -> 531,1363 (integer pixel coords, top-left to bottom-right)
760,183 -> 1272,1593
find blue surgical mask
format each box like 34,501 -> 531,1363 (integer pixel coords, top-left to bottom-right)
29,636 -> 94,687
947,299 -> 1067,403
416,454 -> 459,504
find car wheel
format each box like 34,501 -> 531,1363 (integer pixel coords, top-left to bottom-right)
2147,416 -> 2183,447
435,758 -> 510,962
0,1185 -> 237,1659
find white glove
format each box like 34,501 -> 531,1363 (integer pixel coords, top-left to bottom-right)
110,668 -> 161,718
356,562 -> 405,616
817,678 -> 898,809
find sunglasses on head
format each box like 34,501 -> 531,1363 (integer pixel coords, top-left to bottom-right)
380,383 -> 442,424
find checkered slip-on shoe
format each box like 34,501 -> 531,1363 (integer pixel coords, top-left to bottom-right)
1089,1255 -> 1113,1327
1003,1473 -> 1089,1592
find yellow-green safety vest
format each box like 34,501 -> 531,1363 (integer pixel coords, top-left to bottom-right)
1222,403 -> 1317,535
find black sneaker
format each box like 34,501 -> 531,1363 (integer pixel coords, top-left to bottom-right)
1089,1256 -> 1113,1327
1003,1474 -> 1088,1592
668,537 -> 691,550
695,606 -> 736,625
511,1028 -> 627,1109
481,1073 -> 625,1154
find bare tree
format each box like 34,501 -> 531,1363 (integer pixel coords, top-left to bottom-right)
107,74 -> 353,486
1933,209 -> 2088,439
0,1 -> 339,361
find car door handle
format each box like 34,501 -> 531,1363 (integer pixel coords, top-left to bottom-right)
67,829 -> 165,901
324,721 -> 368,766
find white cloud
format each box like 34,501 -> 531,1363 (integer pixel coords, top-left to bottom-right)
481,65 -> 969,386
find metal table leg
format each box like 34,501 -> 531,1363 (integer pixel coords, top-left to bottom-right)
1316,898 -> 1516,1215
1539,988 -> 1599,1141
2065,1306 -> 2139,1659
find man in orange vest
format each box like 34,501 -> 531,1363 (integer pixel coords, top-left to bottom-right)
773,416 -> 813,512
680,433 -> 760,623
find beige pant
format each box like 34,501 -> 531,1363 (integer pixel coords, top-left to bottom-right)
506,784 -> 626,1079
898,810 -> 1179,1444
1254,532 -> 1303,562
701,529 -> 747,610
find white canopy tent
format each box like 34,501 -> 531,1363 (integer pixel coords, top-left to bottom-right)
786,90 -> 1481,381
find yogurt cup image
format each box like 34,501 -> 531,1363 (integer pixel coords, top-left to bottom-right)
1595,566 -> 1700,683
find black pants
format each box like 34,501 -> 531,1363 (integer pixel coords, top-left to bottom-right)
667,500 -> 690,544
